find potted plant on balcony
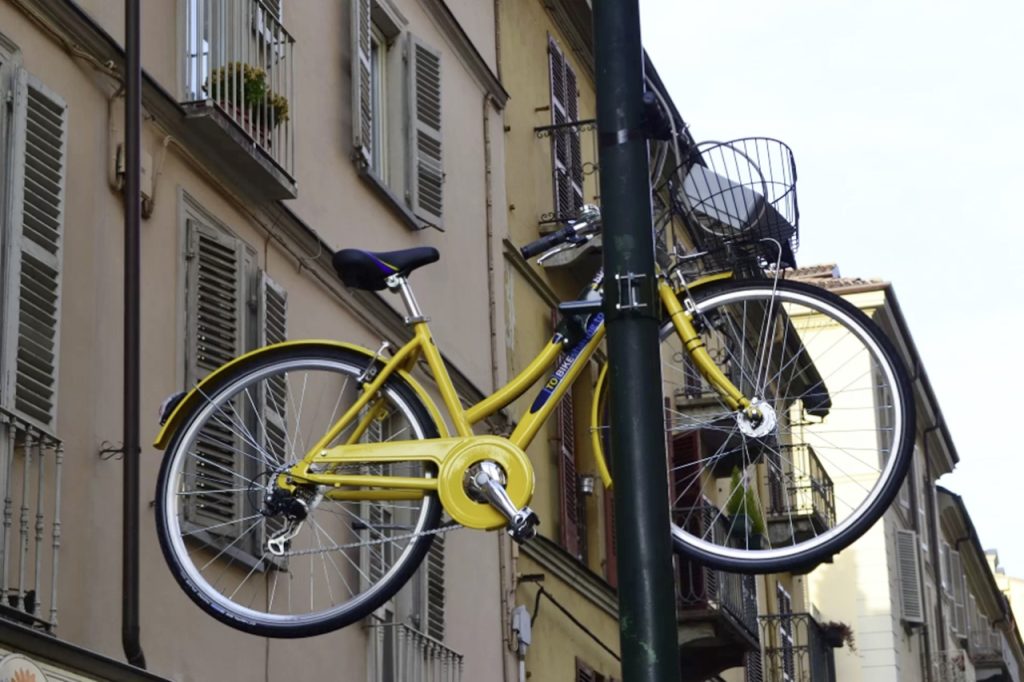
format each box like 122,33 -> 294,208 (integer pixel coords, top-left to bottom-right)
205,62 -> 289,143
724,467 -> 766,549
821,621 -> 857,652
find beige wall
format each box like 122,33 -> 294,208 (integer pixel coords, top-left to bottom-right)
1,0 -> 510,678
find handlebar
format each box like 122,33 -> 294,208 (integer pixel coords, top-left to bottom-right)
519,205 -> 602,260
520,225 -> 576,259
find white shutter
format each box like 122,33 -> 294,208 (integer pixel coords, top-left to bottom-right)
940,542 -> 950,594
351,0 -> 372,167
950,550 -> 966,636
896,529 -> 925,623
0,70 -> 67,433
406,35 -> 443,227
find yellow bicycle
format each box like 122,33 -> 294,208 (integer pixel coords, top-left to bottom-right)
153,145 -> 914,638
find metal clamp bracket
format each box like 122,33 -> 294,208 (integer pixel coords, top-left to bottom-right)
614,272 -> 649,311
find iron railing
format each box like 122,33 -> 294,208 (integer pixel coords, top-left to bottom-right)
767,443 -> 835,530
0,409 -> 63,631
932,650 -> 968,682
368,620 -> 463,682
757,613 -> 836,682
183,0 -> 295,174
676,502 -> 759,641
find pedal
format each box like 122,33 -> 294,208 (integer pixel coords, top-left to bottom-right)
466,461 -> 540,543
507,507 -> 539,544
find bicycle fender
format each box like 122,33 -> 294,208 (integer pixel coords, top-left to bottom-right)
152,340 -> 449,450
588,270 -> 736,488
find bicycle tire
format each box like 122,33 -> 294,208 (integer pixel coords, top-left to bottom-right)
598,279 -> 914,573
155,345 -> 442,637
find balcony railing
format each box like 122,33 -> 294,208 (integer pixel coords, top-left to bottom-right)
368,621 -> 463,682
676,502 -> 759,642
183,0 -> 295,178
0,409 -> 63,631
767,443 -> 835,533
757,613 -> 836,682
932,650 -> 968,682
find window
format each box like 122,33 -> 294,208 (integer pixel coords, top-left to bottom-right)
547,37 -> 583,219
575,657 -> 618,682
364,415 -> 446,682
0,56 -> 68,436
776,583 -> 795,682
352,0 -> 443,229
181,207 -> 287,558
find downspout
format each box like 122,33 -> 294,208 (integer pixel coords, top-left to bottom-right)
484,91 -> 514,682
922,422 -> 942,680
122,0 -> 146,668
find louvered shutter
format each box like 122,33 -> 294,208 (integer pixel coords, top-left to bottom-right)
557,386 -> 580,558
258,272 -> 287,464
257,0 -> 282,18
896,529 -> 925,623
940,542 -> 950,594
424,534 -> 445,640
553,313 -> 581,560
575,658 -> 596,682
360,415 -> 388,590
351,0 -> 372,167
0,71 -> 67,432
950,550 -> 966,635
407,35 -> 443,227
548,39 -> 583,219
184,220 -> 248,537
564,66 -> 584,210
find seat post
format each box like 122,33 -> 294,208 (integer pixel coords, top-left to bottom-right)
386,274 -> 428,324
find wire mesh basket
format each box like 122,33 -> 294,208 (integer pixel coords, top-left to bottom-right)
673,137 -> 799,271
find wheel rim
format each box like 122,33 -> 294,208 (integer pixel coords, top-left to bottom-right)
160,356 -> 439,630
662,284 -> 908,567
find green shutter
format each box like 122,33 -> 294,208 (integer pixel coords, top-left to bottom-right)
1,70 -> 67,432
406,35 -> 443,227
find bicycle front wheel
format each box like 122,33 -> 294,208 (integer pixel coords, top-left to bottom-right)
654,279 -> 912,572
155,345 -> 442,637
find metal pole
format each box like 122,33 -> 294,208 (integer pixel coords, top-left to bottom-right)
593,1 -> 681,680
123,0 -> 146,668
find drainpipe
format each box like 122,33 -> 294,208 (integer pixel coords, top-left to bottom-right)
122,0 -> 146,668
922,423 -> 942,681
483,91 -> 515,682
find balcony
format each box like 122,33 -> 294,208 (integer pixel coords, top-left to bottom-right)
0,409 -> 63,631
969,624 -> 1011,679
757,612 -> 836,682
765,443 -> 835,546
676,503 -> 759,682
932,650 -> 968,682
182,0 -> 296,198
367,620 -> 463,682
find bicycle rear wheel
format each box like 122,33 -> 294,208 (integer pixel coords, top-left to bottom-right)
155,345 -> 442,637
599,279 -> 914,573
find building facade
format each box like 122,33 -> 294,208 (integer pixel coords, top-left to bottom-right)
0,0 -> 514,679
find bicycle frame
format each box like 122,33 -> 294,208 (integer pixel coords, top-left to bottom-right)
276,269 -> 753,505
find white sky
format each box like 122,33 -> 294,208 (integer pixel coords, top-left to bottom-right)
640,0 -> 1024,575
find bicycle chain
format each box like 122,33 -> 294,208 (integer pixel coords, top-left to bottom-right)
280,522 -> 464,558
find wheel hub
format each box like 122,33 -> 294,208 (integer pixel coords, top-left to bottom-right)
736,398 -> 777,438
